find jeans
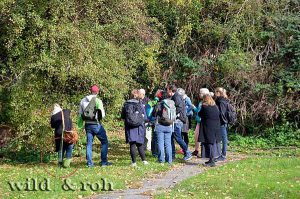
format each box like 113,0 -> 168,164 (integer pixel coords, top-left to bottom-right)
156,124 -> 172,164
85,124 -> 109,166
220,124 -> 228,157
58,142 -> 73,162
171,121 -> 189,158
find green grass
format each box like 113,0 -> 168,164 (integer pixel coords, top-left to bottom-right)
0,133 -> 182,199
156,155 -> 300,199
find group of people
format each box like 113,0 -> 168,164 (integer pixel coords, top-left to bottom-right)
51,84 -> 233,168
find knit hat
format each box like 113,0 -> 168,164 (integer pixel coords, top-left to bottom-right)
90,85 -> 99,93
52,103 -> 62,116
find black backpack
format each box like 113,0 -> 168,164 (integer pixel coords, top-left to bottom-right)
82,97 -> 97,121
124,102 -> 144,127
226,102 -> 237,125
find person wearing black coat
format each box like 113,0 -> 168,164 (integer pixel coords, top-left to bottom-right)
121,89 -> 148,167
215,87 -> 230,161
198,95 -> 221,167
167,85 -> 192,161
50,104 -> 74,167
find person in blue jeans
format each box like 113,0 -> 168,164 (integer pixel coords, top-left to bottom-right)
152,92 -> 174,164
50,103 -> 74,168
78,85 -> 112,167
167,85 -> 192,161
215,87 -> 230,161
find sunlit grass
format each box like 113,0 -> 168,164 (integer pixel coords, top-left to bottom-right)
156,155 -> 300,199
0,133 -> 181,199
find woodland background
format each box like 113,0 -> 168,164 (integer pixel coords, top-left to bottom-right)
0,0 -> 299,156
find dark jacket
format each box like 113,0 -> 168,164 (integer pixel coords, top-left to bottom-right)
121,99 -> 145,144
171,92 -> 187,123
215,97 -> 229,125
50,109 -> 72,138
198,104 -> 221,144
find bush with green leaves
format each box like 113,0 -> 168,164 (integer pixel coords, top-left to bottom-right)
0,0 -> 162,153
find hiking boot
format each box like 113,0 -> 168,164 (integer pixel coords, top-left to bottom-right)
63,158 -> 72,168
177,149 -> 184,154
192,150 -> 199,156
183,152 -> 192,161
215,156 -> 226,162
101,162 -> 113,167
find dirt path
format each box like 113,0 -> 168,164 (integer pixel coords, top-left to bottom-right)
90,153 -> 245,199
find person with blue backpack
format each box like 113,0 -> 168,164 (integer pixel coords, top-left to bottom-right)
121,89 -> 148,167
152,90 -> 175,164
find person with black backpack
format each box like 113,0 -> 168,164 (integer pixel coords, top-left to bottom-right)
78,85 -> 112,167
214,87 -> 237,161
152,91 -> 176,164
121,89 -> 148,167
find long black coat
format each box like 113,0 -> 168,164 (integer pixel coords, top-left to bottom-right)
198,104 -> 222,144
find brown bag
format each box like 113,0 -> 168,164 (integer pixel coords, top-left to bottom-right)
61,110 -> 79,144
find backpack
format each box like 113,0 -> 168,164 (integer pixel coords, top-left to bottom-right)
145,100 -> 158,121
82,97 -> 97,121
158,99 -> 176,126
124,102 -> 144,127
226,102 -> 237,125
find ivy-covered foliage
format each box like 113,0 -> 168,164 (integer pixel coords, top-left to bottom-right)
146,0 -> 300,135
0,0 -> 299,152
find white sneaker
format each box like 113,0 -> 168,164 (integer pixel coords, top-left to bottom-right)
143,161 -> 149,165
131,162 -> 137,167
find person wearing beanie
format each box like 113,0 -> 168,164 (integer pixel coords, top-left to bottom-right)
78,85 -> 112,167
50,103 -> 74,168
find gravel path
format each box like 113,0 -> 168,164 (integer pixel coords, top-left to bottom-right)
89,153 -> 244,199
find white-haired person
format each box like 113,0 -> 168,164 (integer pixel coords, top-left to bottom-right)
177,88 -> 195,154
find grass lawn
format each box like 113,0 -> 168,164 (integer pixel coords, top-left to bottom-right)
0,132 -> 182,199
156,150 -> 300,199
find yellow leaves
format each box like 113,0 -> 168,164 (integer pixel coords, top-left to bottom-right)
176,24 -> 192,47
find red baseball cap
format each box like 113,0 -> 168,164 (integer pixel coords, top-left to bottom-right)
90,85 -> 99,93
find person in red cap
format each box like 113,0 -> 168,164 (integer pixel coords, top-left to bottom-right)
78,85 -> 112,167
